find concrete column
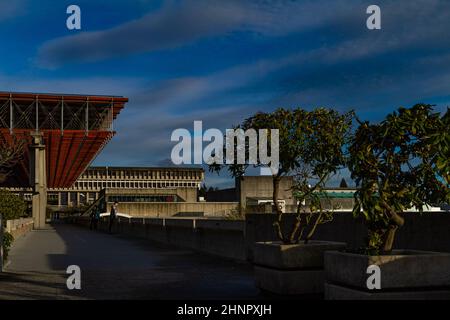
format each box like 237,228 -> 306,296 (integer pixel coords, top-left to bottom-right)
30,132 -> 47,229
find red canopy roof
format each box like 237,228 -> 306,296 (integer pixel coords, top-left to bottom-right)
0,92 -> 128,188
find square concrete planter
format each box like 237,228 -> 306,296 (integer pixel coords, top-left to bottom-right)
324,250 -> 450,300
253,241 -> 346,295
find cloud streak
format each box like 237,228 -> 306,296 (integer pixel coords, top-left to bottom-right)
0,1 -> 25,22
7,0 -> 450,187
35,0 -> 367,68
36,1 -> 245,68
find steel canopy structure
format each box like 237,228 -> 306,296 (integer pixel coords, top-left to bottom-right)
0,92 -> 128,189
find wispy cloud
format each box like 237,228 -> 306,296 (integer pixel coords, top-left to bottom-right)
35,0 -> 367,68
5,0 -> 450,187
36,1 -> 245,68
0,1 -> 25,22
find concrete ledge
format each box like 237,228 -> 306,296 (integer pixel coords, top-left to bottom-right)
116,217 -> 131,224
325,250 -> 450,289
143,218 -> 165,226
254,241 -> 346,269
164,218 -> 195,228
255,266 -> 324,295
325,283 -> 450,300
74,216 -> 246,261
196,219 -> 244,232
104,200 -> 238,217
6,218 -> 34,240
131,218 -> 146,225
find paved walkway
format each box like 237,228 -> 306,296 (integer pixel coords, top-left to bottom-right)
0,223 -> 262,300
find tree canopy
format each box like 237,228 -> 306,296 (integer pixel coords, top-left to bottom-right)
349,104 -> 450,254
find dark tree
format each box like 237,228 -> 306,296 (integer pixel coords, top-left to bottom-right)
210,107 -> 354,244
0,137 -> 25,184
349,104 -> 450,254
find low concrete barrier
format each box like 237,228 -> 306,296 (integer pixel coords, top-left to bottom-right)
74,211 -> 450,264
74,216 -> 246,261
5,218 -> 34,240
105,201 -> 239,217
245,212 -> 450,261
1,217 -> 33,271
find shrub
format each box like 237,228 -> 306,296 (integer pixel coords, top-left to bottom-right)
0,189 -> 27,220
2,231 -> 14,262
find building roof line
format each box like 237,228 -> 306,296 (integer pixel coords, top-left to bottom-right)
0,91 -> 125,98
87,166 -> 204,171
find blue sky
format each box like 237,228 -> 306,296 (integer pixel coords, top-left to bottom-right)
1,0 -> 450,188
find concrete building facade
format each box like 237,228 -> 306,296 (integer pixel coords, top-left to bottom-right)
207,176 -> 295,213
6,166 -> 204,207
5,166 -> 239,218
47,166 -> 204,208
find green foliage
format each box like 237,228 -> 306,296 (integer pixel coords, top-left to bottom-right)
289,108 -> 354,244
2,231 -> 14,262
0,136 -> 26,184
0,189 -> 26,263
209,107 -> 354,244
0,189 -> 27,220
349,104 -> 450,255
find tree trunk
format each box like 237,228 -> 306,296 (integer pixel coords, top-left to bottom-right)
380,202 -> 405,254
272,176 -> 281,214
272,176 -> 288,243
382,224 -> 398,254
289,215 -> 304,244
304,212 -> 323,244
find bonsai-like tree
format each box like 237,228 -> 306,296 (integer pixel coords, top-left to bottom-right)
210,107 -> 354,244
288,108 -> 354,244
349,104 -> 450,255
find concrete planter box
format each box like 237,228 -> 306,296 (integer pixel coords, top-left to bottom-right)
324,250 -> 450,300
253,241 -> 346,295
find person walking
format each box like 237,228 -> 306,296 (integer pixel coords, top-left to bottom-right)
108,202 -> 118,233
90,205 -> 100,230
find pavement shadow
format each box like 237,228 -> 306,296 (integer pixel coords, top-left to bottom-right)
49,222 -> 267,300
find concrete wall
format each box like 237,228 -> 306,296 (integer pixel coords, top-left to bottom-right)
237,176 -> 295,209
104,187 -> 198,202
75,216 -> 246,261
5,218 -> 34,240
107,201 -> 239,217
245,212 -> 450,261
74,211 -> 450,264
1,217 -> 34,271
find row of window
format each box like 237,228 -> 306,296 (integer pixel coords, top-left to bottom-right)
107,195 -> 181,203
81,169 -> 203,180
47,192 -> 184,206
62,180 -> 199,190
48,192 -> 97,206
